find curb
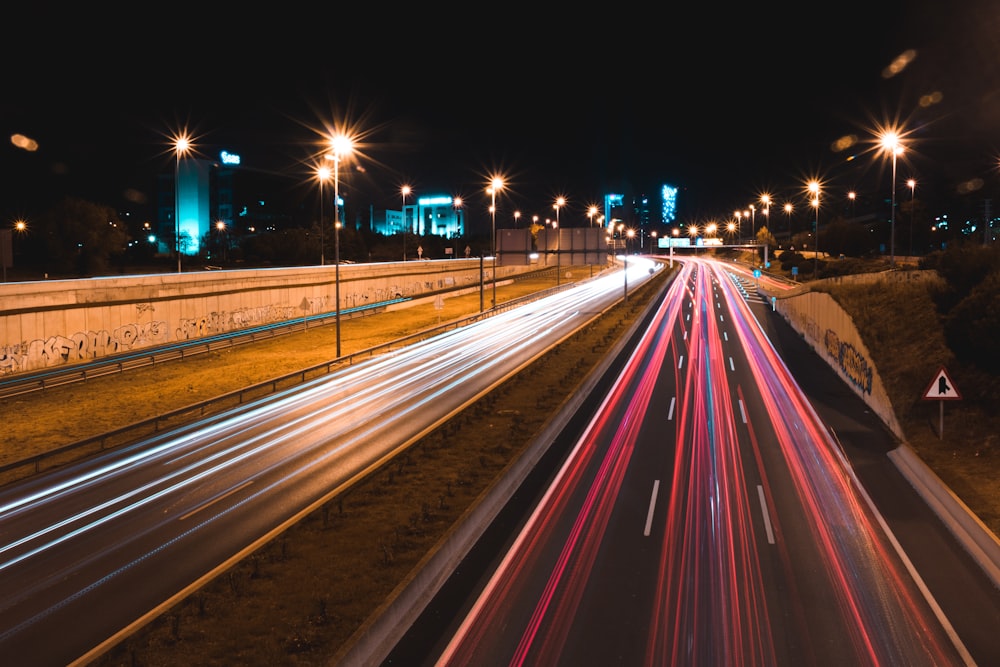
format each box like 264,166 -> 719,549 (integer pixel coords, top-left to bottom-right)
889,444 -> 1000,590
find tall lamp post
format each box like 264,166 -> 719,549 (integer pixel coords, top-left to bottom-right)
808,180 -> 820,278
173,134 -> 191,274
488,176 -> 503,308
749,204 -> 756,241
907,178 -> 916,260
401,185 -> 411,261
453,197 -> 463,258
880,131 -> 905,267
554,196 -> 565,285
329,133 -> 353,357
784,203 -> 793,240
316,165 -> 331,266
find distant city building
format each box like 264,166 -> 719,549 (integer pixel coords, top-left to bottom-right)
371,194 -> 465,239
158,150 -> 294,257
661,185 -> 678,224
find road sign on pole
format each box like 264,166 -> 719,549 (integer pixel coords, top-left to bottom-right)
922,366 -> 961,439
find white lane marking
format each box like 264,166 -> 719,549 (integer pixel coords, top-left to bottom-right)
668,397 -> 676,421
678,355 -> 684,369
729,357 -> 735,371
644,480 -> 660,537
757,485 -> 775,544
738,399 -> 747,424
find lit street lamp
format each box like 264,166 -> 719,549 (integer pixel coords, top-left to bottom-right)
487,176 -> 504,309
908,178 -> 916,260
401,185 -> 411,261
808,180 -> 821,278
173,134 -> 192,273
329,133 -> 353,357
453,197 -> 464,258
514,210 -> 521,228
784,203 -> 793,239
880,130 -> 905,267
554,196 -> 565,286
316,165 -> 332,266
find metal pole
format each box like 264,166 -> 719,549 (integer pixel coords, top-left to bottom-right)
335,156 -> 341,357
491,190 -> 496,308
320,180 -> 325,266
890,152 -> 897,267
623,254 -> 628,302
175,154 -> 181,274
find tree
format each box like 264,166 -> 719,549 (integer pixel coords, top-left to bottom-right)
31,197 -> 131,277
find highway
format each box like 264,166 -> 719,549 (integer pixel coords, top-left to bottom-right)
0,259 -> 661,665
391,257 -> 1000,666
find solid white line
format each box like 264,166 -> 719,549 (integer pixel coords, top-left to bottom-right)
644,480 -> 660,537
757,485 -> 775,544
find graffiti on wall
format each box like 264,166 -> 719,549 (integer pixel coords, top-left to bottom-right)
823,328 -> 874,395
0,320 -> 172,375
174,303 -> 304,340
0,300 -> 328,376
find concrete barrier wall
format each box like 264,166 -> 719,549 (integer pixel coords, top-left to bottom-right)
767,270 -> 946,441
0,259 -> 537,377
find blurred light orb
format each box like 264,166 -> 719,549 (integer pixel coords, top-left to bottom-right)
10,133 -> 39,152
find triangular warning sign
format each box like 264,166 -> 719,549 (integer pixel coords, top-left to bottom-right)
923,366 -> 962,400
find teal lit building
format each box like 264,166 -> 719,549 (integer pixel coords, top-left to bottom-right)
374,194 -> 465,239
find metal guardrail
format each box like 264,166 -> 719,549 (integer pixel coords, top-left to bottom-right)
0,283 -> 570,483
0,299 -> 410,401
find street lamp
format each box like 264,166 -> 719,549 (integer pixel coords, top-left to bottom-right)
401,185 -> 411,261
487,176 -> 503,308
588,205 -> 598,226
316,165 -> 332,266
329,133 -> 354,357
749,204 -> 756,241
808,180 -> 821,278
173,134 -> 192,274
760,194 -> 771,237
453,197 -> 464,258
554,196 -> 565,286
215,220 -> 227,262
880,130 -> 905,267
514,210 -> 521,228
624,228 -> 635,301
848,191 -> 856,219
908,178 -> 916,260
784,203 -> 793,239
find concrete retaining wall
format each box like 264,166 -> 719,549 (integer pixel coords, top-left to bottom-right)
0,259 -> 536,377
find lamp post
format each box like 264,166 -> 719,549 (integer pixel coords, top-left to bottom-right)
624,228 -> 635,301
330,133 -> 353,357
554,196 -> 565,286
316,165 -> 331,266
488,176 -> 503,308
749,204 -> 756,241
760,194 -> 771,237
908,178 -> 916,260
453,197 -> 463,258
784,203 -> 793,240
173,134 -> 191,274
514,210 -> 521,228
848,191 -> 856,219
808,180 -> 820,278
401,185 -> 411,261
880,131 -> 905,267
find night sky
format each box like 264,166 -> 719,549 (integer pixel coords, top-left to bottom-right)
4,2 -> 1000,231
